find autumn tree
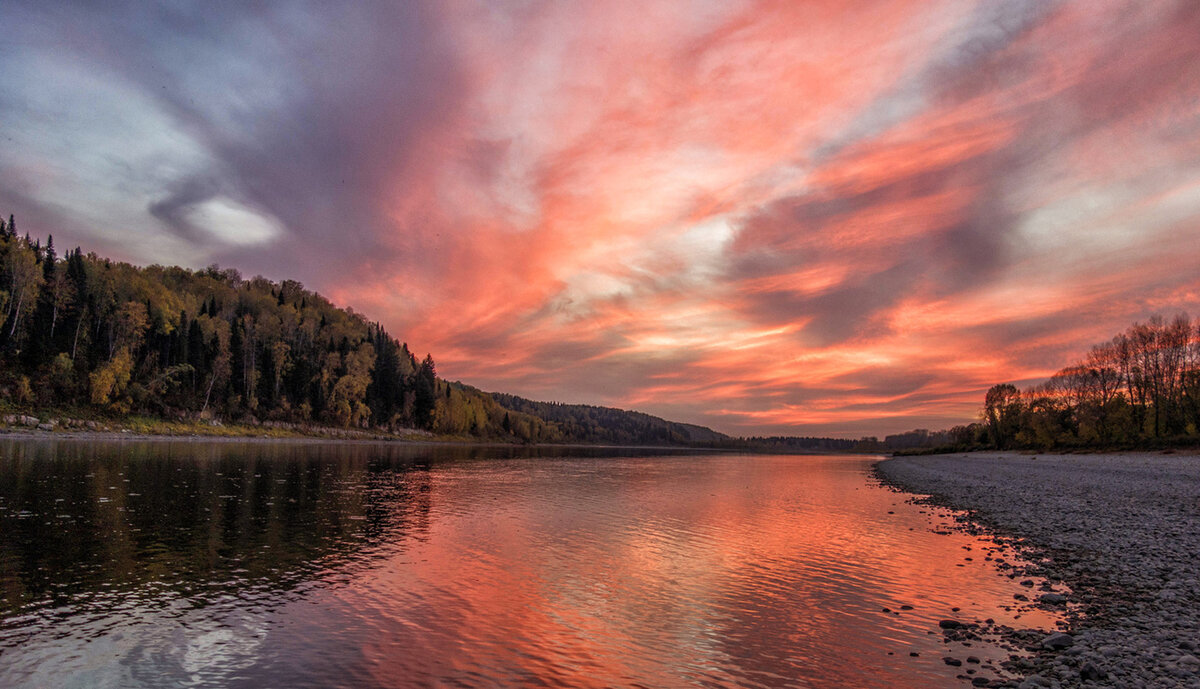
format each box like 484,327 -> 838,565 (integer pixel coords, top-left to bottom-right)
983,383 -> 1022,449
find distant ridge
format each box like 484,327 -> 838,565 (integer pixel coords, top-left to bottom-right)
490,392 -> 729,446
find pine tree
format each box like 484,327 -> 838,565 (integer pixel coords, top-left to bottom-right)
187,318 -> 205,392
229,318 -> 244,407
65,248 -> 90,360
174,311 -> 190,367
25,235 -> 59,366
414,354 -> 438,429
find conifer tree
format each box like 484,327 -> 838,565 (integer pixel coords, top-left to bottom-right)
25,235 -> 59,366
414,354 -> 438,429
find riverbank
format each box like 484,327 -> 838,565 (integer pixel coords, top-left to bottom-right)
0,422 -> 727,453
876,452 -> 1200,689
0,412 -> 435,442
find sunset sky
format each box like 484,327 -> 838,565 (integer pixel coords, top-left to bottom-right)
3,1 -> 1200,437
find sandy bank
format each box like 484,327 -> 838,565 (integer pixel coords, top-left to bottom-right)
877,452 -> 1200,689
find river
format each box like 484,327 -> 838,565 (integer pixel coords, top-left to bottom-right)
0,439 -> 1058,688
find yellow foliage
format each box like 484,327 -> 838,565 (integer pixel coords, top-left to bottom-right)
89,350 -> 133,406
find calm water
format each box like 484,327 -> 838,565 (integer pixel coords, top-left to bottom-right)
0,440 -> 1057,688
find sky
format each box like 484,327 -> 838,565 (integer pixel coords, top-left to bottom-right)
3,1 -> 1200,437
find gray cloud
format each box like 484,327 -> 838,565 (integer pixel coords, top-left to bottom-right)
1,0 -> 465,279
147,177 -> 222,243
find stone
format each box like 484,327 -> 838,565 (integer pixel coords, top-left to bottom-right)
939,619 -> 966,629
944,657 -> 963,666
1080,662 -> 1106,681
1042,632 -> 1075,650
1038,593 -> 1067,605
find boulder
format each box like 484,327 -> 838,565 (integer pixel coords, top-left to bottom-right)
1042,632 -> 1075,650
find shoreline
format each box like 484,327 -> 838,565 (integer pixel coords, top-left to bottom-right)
0,427 -> 728,452
876,451 -> 1200,689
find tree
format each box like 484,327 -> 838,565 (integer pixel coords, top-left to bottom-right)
3,239 -> 43,348
984,383 -> 1022,449
112,300 -> 149,357
413,354 -> 437,429
89,349 -> 133,408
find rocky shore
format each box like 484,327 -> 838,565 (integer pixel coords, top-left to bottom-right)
877,452 -> 1200,689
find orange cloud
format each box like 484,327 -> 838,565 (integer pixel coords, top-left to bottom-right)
11,1 -> 1200,437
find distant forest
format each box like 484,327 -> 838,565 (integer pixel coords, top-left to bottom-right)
0,217 -> 748,446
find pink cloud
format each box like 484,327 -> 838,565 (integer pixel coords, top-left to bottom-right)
8,1 -> 1200,437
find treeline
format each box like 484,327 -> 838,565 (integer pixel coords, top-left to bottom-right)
0,219 -> 561,440
980,314 -> 1200,450
729,435 -> 874,453
0,217 -> 737,445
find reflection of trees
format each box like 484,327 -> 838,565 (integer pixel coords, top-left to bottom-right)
0,440 -> 442,616
0,440 -> 690,622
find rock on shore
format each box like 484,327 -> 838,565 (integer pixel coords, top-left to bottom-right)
877,452 -> 1200,689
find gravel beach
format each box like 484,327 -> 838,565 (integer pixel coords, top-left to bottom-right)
877,452 -> 1200,689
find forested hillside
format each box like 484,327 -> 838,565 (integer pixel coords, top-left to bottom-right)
490,393 -> 728,446
0,217 -> 727,445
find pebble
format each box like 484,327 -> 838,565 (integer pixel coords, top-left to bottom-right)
1043,632 -> 1074,650
878,452 -> 1200,689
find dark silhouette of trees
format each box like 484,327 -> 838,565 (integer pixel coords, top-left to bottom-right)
977,314 -> 1200,449
413,354 -> 438,429
984,383 -> 1021,449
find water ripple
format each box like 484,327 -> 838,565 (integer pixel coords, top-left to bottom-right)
0,441 -> 1060,688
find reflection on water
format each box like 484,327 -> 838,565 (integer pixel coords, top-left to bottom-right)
0,440 -> 1055,688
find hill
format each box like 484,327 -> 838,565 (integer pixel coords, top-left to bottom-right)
490,392 -> 728,446
0,217 -> 729,445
